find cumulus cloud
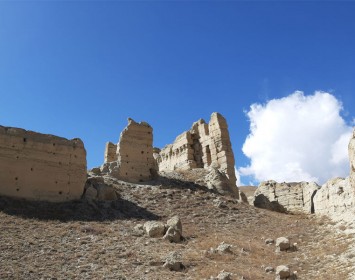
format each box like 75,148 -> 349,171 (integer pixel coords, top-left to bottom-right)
239,91 -> 353,185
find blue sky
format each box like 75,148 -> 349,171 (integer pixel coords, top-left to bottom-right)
1,1 -> 354,185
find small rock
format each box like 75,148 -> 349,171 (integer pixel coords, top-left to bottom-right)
143,221 -> 166,238
163,251 -> 184,271
133,224 -> 144,237
265,238 -> 274,245
275,265 -> 290,279
163,227 -> 181,243
275,237 -> 290,252
217,242 -> 233,254
265,266 -> 274,273
217,270 -> 232,280
166,216 -> 182,235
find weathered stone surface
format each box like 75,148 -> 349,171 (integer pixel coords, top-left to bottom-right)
102,118 -> 156,183
216,270 -> 232,280
166,215 -> 182,235
275,237 -> 290,252
217,242 -> 233,254
275,265 -> 290,279
84,176 -> 119,201
313,177 -> 355,222
157,112 -> 239,198
163,251 -> 184,271
0,126 -> 86,202
163,227 -> 181,243
143,221 -> 166,238
349,128 -> 355,190
253,180 -> 320,214
104,142 -> 117,163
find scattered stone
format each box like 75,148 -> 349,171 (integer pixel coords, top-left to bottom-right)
265,238 -> 274,245
163,251 -> 184,271
166,215 -> 182,235
163,226 -> 181,243
217,242 -> 233,254
143,221 -> 166,238
275,237 -> 290,252
275,265 -> 290,279
264,266 -> 274,273
133,224 -> 144,237
217,270 -> 232,280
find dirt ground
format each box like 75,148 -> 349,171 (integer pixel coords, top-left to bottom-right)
0,174 -> 353,279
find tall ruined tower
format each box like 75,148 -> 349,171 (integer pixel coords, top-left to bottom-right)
157,112 -> 237,188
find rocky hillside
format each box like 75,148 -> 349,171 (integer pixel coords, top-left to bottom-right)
1,171 -> 354,280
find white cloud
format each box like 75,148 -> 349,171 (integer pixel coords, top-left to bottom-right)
239,91 -> 353,185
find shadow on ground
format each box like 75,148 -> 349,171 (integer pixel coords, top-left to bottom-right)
0,196 -> 160,222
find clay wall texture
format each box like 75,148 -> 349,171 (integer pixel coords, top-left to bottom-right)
103,118 -> 156,182
0,126 -> 87,202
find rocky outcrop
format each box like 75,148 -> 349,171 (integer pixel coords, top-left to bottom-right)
102,118 -> 156,183
253,181 -> 320,214
156,112 -> 238,197
0,126 -> 87,202
313,177 -> 355,222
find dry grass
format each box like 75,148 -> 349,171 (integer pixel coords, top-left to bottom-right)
0,174 -> 353,279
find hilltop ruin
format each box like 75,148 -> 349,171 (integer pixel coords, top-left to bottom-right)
155,112 -> 237,189
101,118 -> 156,183
0,126 -> 87,202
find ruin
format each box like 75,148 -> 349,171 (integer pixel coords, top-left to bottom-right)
156,112 -> 237,188
0,126 -> 87,202
102,118 -> 156,183
253,128 -> 355,222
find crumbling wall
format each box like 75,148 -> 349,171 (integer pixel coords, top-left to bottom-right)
0,126 -> 87,202
253,181 -> 320,213
253,129 -> 355,223
157,112 -> 237,188
104,142 -> 117,163
102,118 -> 156,183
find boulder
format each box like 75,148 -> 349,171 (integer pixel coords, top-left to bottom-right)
275,237 -> 290,252
163,227 -> 181,243
275,265 -> 290,279
97,185 -> 118,201
163,251 -> 184,271
217,242 -> 233,254
166,216 -> 182,235
143,221 -> 166,238
84,186 -> 97,200
217,270 -> 232,280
